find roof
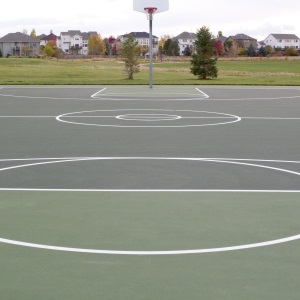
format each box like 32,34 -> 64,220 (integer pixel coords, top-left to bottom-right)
0,32 -> 40,43
228,33 -> 257,41
215,36 -> 227,43
40,33 -> 57,41
267,34 -> 299,40
175,32 -> 196,40
61,30 -> 82,36
122,32 -> 158,39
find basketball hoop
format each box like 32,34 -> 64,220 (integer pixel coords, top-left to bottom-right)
144,7 -> 157,19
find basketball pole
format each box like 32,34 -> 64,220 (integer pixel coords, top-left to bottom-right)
149,12 -> 153,89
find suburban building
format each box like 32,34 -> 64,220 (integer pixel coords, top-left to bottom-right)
174,32 -> 196,55
40,33 -> 58,47
226,33 -> 257,49
57,30 -> 97,55
263,34 -> 300,50
0,32 -> 40,56
119,32 -> 159,54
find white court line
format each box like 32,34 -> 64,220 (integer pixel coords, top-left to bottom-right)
0,188 -> 300,192
0,234 -> 300,255
0,116 -> 55,118
196,88 -> 209,98
242,117 -> 300,120
91,88 -> 106,98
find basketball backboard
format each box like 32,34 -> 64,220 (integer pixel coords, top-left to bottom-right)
133,0 -> 169,14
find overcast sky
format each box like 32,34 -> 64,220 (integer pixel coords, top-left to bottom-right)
1,0 -> 300,41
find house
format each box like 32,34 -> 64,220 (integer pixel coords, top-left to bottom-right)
0,32 -> 40,57
58,30 -> 97,55
119,32 -> 159,54
263,34 -> 299,50
226,33 -> 257,49
40,33 -> 58,47
174,32 -> 196,55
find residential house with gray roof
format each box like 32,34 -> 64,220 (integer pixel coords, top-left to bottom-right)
263,34 -> 299,50
119,32 -> 159,55
174,32 -> 196,55
226,33 -> 257,49
58,30 -> 97,55
0,32 -> 40,56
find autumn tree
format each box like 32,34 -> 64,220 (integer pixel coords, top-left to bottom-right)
158,34 -> 172,50
107,35 -> 116,59
30,29 -> 37,39
122,34 -> 139,79
217,31 -> 223,38
224,40 -> 240,57
265,45 -> 273,55
190,26 -> 218,80
213,40 -> 223,56
136,45 -> 149,57
88,34 -> 106,56
43,41 -> 55,57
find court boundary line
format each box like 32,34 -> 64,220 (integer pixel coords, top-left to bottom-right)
1,188 -> 300,192
1,86 -> 300,102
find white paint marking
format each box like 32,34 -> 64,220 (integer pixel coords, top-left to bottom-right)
242,117 -> 300,120
0,234 -> 300,255
0,116 -> 55,118
0,188 -> 300,192
91,88 -> 106,98
195,88 -> 209,98
56,109 -> 241,128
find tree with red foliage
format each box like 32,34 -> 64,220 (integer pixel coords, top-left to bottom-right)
213,40 -> 223,56
108,36 -> 116,60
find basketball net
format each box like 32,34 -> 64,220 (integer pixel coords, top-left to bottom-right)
144,7 -> 157,20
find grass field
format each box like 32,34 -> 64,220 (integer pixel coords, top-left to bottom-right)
1,57 -> 300,85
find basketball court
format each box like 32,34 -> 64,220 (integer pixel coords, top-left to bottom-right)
0,85 -> 300,299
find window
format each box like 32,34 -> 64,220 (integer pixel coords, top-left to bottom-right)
183,39 -> 187,42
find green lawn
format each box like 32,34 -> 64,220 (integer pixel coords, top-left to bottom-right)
1,57 -> 300,85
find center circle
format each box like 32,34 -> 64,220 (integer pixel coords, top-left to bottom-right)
56,109 -> 241,127
116,114 -> 181,121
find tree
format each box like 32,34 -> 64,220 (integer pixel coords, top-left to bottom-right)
213,40 -> 223,56
190,26 -> 218,80
158,34 -> 172,50
285,47 -> 299,56
43,42 -> 55,57
136,45 -> 149,57
88,34 -> 106,56
163,38 -> 172,54
265,45 -> 273,55
258,46 -> 267,57
30,29 -> 37,39
217,31 -> 223,38
247,44 -> 256,57
108,35 -> 116,58
0,48 -> 2,57
163,39 -> 179,56
184,45 -> 192,56
122,34 -> 140,79
224,40 -> 240,57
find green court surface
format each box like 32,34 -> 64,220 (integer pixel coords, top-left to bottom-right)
1,85 -> 300,299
